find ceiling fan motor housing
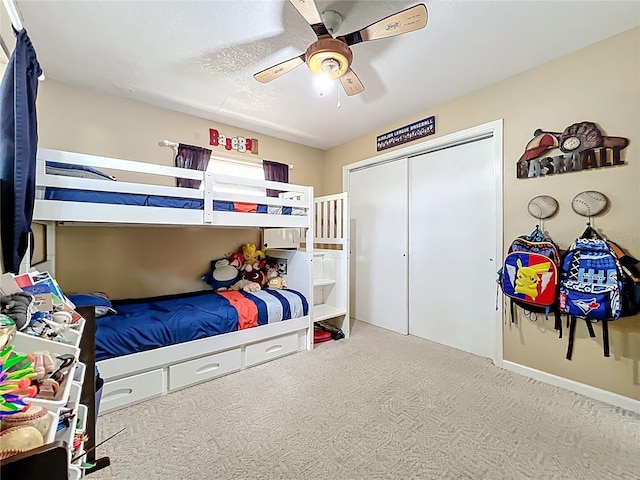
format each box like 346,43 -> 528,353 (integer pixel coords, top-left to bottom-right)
305,38 -> 353,80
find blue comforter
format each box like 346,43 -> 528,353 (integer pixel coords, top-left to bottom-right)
95,289 -> 308,361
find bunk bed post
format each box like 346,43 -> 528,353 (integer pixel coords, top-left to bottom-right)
46,221 -> 56,274
203,171 -> 214,224
18,221 -> 56,275
344,192 -> 351,338
18,236 -> 31,274
306,186 -> 315,351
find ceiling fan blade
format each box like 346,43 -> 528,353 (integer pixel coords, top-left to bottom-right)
340,68 -> 364,96
288,0 -> 331,38
254,55 -> 305,83
340,4 -> 428,46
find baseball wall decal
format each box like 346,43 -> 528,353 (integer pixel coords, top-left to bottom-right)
571,191 -> 609,217
527,195 -> 559,220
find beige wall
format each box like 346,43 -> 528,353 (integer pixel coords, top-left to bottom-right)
3,12 -> 638,399
34,80 -> 324,299
324,28 -> 640,400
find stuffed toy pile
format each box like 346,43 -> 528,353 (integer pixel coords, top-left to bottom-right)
202,243 -> 287,292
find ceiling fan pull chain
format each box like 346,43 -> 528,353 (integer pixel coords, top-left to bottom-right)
337,82 -> 341,109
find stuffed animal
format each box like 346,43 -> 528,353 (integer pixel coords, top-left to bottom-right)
265,266 -> 279,280
203,258 -> 241,290
243,269 -> 266,287
242,243 -> 267,266
227,251 -> 244,269
274,259 -> 287,276
229,279 -> 261,293
267,276 -> 287,289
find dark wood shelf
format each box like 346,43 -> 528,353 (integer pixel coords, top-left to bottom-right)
76,306 -> 110,474
0,307 -> 109,478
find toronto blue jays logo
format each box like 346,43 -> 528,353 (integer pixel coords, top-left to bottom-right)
572,298 -> 601,315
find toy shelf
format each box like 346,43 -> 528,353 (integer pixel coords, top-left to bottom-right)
313,304 -> 347,323
2,308 -> 98,478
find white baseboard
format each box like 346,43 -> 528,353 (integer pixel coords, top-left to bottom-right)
502,361 -> 640,414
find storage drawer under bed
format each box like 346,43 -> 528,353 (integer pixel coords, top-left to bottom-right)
245,332 -> 299,367
169,348 -> 242,391
100,369 -> 164,414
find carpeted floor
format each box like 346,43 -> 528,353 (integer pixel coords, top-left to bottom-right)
90,321 -> 640,480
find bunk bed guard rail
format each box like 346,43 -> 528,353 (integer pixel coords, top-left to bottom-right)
33,149 -> 313,228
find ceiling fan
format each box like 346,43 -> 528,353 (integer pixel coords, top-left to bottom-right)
254,1 -> 428,96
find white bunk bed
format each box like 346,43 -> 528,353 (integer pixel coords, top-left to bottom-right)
28,148 -> 316,414
266,193 -> 350,338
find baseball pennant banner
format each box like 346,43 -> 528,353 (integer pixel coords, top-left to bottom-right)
376,116 -> 435,152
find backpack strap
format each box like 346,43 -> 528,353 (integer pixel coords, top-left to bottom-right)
566,315 -> 577,360
510,298 -> 515,323
585,319 -> 596,338
602,320 -> 610,357
566,316 -> 597,360
554,309 -> 562,339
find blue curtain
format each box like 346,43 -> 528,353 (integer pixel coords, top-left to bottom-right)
0,29 -> 42,273
175,143 -> 211,189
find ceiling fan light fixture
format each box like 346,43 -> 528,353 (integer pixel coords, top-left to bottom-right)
314,71 -> 335,97
309,55 -> 348,80
255,2 -> 429,98
305,38 -> 352,80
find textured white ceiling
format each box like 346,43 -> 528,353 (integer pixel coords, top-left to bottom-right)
15,1 -> 640,150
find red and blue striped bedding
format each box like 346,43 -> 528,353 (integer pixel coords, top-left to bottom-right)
95,289 -> 308,361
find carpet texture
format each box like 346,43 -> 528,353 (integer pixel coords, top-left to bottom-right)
90,321 -> 640,480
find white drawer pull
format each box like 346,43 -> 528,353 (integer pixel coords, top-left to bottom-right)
104,388 -> 133,401
196,363 -> 221,375
265,344 -> 283,354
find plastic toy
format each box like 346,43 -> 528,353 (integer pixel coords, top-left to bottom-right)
0,346 -> 37,419
0,315 -> 17,350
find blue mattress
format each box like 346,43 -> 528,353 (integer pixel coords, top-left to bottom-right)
96,289 -> 308,361
44,187 -> 301,214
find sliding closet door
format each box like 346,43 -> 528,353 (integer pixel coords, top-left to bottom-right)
349,159 -> 408,334
408,137 -> 496,358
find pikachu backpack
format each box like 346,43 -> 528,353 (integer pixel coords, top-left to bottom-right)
499,225 -> 563,335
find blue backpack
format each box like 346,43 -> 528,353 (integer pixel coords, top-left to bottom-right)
559,230 -> 624,359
